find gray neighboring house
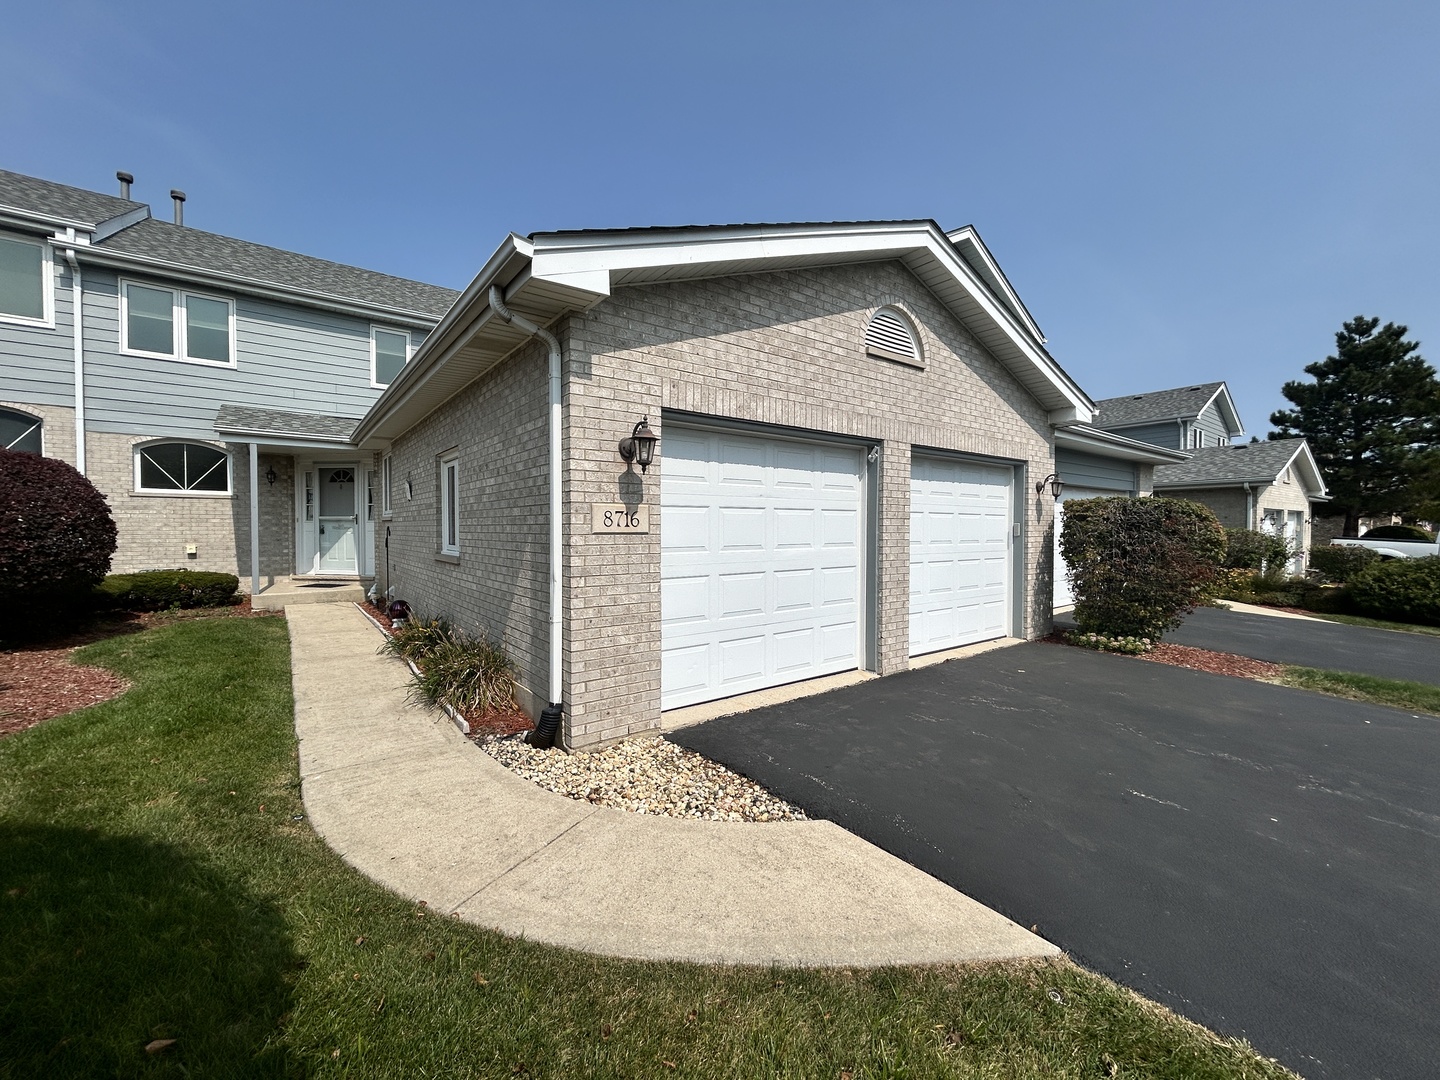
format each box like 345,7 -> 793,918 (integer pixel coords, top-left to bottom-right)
1090,382 -> 1329,573
355,221 -> 1100,749
0,168 -> 457,594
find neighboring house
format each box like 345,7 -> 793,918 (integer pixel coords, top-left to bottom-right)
1089,382 -> 1328,574
0,169 -> 457,590
355,221 -> 1098,748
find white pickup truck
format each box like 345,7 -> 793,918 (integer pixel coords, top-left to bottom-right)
1331,534 -> 1440,559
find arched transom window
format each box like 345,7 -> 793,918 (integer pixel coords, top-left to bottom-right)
135,441 -> 231,494
865,306 -> 923,367
0,407 -> 42,454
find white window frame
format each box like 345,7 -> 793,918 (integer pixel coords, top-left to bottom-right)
120,278 -> 238,368
0,406 -> 45,454
0,233 -> 55,329
381,454 -> 393,518
370,326 -> 413,389
133,440 -> 233,497
439,450 -> 460,556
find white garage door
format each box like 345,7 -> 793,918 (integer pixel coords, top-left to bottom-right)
909,455 -> 1013,656
661,426 -> 865,710
1053,487 -> 1112,609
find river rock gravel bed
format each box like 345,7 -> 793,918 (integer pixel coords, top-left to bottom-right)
478,734 -> 807,822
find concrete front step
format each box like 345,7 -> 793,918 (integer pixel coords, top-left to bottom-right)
252,578 -> 371,611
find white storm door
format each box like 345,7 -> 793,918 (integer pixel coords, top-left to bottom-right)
1053,487 -> 1111,609
317,465 -> 358,573
661,426 -> 864,711
909,455 -> 1013,655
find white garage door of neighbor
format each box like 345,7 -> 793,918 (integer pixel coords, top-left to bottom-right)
909,456 -> 1013,656
1052,487 -> 1113,609
661,426 -> 865,711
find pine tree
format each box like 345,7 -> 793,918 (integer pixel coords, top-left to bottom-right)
1270,316 -> 1440,535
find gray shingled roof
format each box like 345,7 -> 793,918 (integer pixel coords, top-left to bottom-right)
0,169 -> 143,226
98,217 -> 459,318
1094,382 -> 1227,428
1153,439 -> 1307,486
213,405 -> 358,441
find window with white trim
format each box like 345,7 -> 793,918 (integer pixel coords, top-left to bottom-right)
135,441 -> 231,494
0,407 -> 43,454
439,450 -> 460,556
121,280 -> 236,366
381,454 -> 393,517
0,235 -> 52,326
864,306 -> 923,367
371,327 -> 412,388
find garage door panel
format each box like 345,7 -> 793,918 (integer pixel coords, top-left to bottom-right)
909,455 -> 1013,657
662,425 -> 864,710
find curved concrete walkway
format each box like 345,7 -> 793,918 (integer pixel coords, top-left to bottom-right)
287,604 -> 1056,967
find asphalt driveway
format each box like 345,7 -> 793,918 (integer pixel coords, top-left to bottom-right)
672,644 -> 1440,1080
1166,606 -> 1440,684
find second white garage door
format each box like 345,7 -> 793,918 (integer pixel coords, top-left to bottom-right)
661,426 -> 865,710
909,455 -> 1013,656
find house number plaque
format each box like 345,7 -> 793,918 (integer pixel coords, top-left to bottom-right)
591,504 -> 650,533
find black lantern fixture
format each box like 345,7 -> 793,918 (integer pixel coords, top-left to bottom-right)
265,465 -> 278,486
1035,473 -> 1064,499
618,416 -> 659,473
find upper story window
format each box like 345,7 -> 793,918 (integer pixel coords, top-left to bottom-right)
121,280 -> 236,367
0,407 -> 43,454
372,327 -> 412,388
865,306 -> 923,368
0,235 -> 52,327
135,441 -> 232,495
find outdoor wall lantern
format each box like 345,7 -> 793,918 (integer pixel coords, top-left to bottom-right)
1035,473 -> 1064,498
265,465 -> 278,486
618,416 -> 659,473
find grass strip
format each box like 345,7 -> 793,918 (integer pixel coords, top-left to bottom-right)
1280,666 -> 1440,715
1307,612 -> 1440,637
0,616 -> 1297,1078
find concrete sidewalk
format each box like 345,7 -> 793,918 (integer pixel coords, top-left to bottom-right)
287,604 -> 1056,967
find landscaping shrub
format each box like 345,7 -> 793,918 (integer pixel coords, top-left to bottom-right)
98,569 -> 240,611
1360,524 -> 1435,542
1063,631 -> 1155,655
1060,496 -> 1226,640
380,615 -> 518,717
1309,543 -> 1380,584
1348,556 -> 1440,626
1224,528 -> 1291,573
379,616 -> 457,663
0,448 -> 117,624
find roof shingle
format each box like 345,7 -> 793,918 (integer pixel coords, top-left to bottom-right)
1094,383 -> 1227,428
213,405 -> 358,441
0,169 -> 143,227
1153,439 -> 1307,486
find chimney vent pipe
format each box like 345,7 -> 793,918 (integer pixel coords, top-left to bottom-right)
170,189 -> 186,226
116,171 -> 134,200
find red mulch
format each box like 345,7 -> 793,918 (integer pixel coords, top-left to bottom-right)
0,602 -> 283,739
1140,642 -> 1284,680
360,601 -> 534,737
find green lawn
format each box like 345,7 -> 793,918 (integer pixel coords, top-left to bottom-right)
1307,612 -> 1440,637
0,616 -> 1297,1079
1279,667 -> 1440,715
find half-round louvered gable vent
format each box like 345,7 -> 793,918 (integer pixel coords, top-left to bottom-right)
865,307 -> 923,367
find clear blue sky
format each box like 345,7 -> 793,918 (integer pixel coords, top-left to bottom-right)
6,0 -> 1438,432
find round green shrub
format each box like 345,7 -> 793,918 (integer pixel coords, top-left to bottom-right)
98,569 -> 240,611
1224,528 -> 1291,572
1348,556 -> 1440,626
1059,496 -> 1226,640
1308,544 -> 1380,584
1360,524 -> 1435,542
0,448 -> 117,621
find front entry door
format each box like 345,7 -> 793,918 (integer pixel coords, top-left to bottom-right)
317,466 -> 358,573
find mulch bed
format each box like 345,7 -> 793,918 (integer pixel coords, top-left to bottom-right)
0,601 -> 282,739
1140,642 -> 1284,680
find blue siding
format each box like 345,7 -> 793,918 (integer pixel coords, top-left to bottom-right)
80,270 -> 412,439
0,243 -> 75,408
1101,421 -> 1183,450
1192,401 -> 1232,446
1057,448 -> 1138,492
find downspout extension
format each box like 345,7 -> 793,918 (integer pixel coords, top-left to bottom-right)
61,243 -> 85,473
489,284 -> 565,749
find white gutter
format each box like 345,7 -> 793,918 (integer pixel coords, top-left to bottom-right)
488,283 -> 565,747
59,233 -> 85,474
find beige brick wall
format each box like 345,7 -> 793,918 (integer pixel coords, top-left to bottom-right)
2,400 -> 75,466
87,432 -> 294,587
376,343 -> 551,718
1159,481 -> 1316,565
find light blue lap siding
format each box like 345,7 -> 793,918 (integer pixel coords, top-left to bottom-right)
79,270 -> 412,439
1192,401 -> 1233,446
0,253 -> 74,408
1101,421 -> 1183,450
1056,448 -> 1138,492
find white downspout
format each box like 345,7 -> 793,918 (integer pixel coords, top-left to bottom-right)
488,284 -> 565,747
61,239 -> 85,473
1243,481 -> 1253,529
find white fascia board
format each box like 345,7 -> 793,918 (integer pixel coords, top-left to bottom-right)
530,222 -> 1094,422
72,246 -> 441,329
1286,441 -> 1329,498
0,203 -> 100,233
213,428 -> 355,449
1202,382 -> 1246,437
945,226 -> 1045,344
1055,424 -> 1191,463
